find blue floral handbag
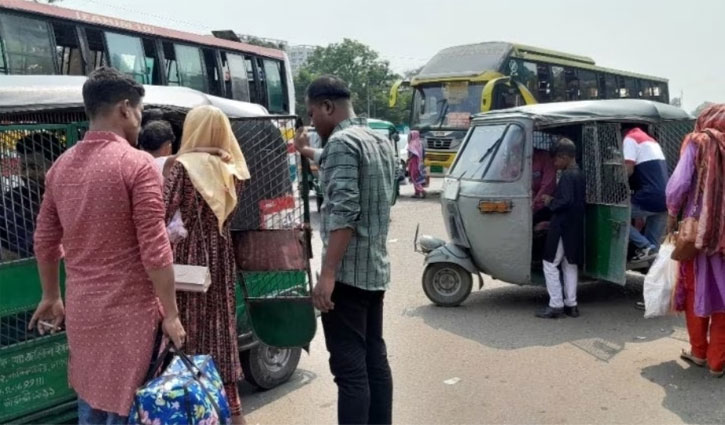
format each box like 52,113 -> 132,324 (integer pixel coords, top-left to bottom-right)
128,348 -> 231,425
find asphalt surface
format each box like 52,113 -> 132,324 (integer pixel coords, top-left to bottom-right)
241,180 -> 724,424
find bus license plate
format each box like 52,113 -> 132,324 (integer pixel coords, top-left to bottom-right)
430,165 -> 444,173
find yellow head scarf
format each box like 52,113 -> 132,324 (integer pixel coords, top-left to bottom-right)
176,105 -> 250,233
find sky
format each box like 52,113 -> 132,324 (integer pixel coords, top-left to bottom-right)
58,0 -> 722,112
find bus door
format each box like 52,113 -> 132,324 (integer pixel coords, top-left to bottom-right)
482,77 -> 536,112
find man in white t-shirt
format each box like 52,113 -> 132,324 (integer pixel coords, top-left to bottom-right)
622,125 -> 668,261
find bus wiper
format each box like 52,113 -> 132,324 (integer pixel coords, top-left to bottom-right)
436,99 -> 449,129
478,124 -> 511,179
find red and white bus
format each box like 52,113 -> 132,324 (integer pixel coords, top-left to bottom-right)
0,0 -> 294,114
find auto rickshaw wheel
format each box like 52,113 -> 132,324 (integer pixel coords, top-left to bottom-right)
422,263 -> 473,307
241,343 -> 302,390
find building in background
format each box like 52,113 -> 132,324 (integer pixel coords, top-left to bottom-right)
287,45 -> 318,75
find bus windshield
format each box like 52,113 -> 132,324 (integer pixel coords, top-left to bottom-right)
412,82 -> 484,129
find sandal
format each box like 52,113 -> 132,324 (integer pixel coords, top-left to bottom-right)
710,369 -> 724,378
680,349 -> 706,367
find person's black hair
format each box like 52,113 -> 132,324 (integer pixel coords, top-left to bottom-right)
306,75 -> 351,104
138,120 -> 176,152
620,123 -> 645,134
142,108 -> 165,126
15,132 -> 64,163
82,67 -> 145,119
553,137 -> 577,158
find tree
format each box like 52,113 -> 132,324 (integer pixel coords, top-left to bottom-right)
294,39 -> 406,125
693,101 -> 714,117
240,36 -> 286,50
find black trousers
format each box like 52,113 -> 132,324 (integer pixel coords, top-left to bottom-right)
321,283 -> 393,425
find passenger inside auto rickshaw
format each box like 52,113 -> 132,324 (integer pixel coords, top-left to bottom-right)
530,126 -> 584,268
0,132 -> 64,260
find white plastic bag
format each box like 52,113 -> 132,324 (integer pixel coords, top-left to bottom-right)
643,242 -> 678,318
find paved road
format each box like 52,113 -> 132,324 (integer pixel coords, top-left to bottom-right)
242,180 -> 724,424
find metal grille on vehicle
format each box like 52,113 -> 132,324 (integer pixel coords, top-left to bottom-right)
427,138 -> 452,150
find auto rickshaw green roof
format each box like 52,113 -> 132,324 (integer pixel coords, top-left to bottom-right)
0,75 -> 268,117
472,99 -> 692,128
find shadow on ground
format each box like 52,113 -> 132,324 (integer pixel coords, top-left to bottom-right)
408,279 -> 684,362
238,369 -> 318,414
641,361 -> 725,423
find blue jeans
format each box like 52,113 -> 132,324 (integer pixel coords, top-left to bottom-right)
78,398 -> 127,425
630,204 -> 667,250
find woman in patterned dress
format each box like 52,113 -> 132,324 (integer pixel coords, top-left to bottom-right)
163,105 -> 250,424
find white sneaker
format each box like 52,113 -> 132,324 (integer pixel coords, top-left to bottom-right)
632,246 -> 657,262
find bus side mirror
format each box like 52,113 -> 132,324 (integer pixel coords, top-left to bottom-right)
389,79 -> 410,108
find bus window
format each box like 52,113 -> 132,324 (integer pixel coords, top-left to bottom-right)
263,59 -> 285,113
616,76 -> 628,98
0,41 -> 5,73
641,80 -> 654,99
105,32 -> 147,83
222,52 -> 250,101
174,44 -> 206,92
654,83 -> 668,103
579,70 -> 598,100
624,77 -> 639,98
256,57 -> 268,107
604,73 -> 617,99
245,57 -> 258,103
162,41 -> 181,86
0,13 -> 56,74
536,63 -> 551,102
202,49 -> 222,96
141,38 -> 163,85
550,65 -> 566,102
52,22 -> 84,75
84,28 -> 107,69
564,68 -> 579,100
508,59 -> 538,100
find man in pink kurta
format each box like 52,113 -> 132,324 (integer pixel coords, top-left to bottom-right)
30,68 -> 185,422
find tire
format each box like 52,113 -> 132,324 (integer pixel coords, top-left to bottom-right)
241,344 -> 301,390
422,263 -> 473,307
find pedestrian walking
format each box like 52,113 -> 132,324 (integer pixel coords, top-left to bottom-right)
666,104 -> 725,377
294,76 -> 396,425
29,67 -> 185,424
163,105 -> 250,423
407,130 -> 427,198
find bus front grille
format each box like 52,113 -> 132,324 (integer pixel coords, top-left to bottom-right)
427,138 -> 452,150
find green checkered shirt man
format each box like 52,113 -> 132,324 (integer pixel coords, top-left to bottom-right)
318,118 -> 396,291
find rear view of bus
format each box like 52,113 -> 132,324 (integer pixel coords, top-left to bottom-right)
395,41 -> 669,177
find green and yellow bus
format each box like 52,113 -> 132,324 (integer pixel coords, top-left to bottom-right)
390,42 -> 669,176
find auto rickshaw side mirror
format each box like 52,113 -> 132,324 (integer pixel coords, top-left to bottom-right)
393,133 -> 400,142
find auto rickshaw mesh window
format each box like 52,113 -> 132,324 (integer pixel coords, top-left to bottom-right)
582,123 -> 629,206
0,130 -> 67,262
229,116 -> 300,231
651,120 -> 695,175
